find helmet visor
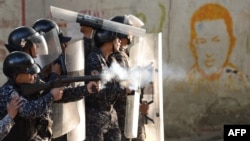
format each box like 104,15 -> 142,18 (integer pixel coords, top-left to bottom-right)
28,32 -> 48,55
25,63 -> 40,74
126,14 -> 144,27
34,28 -> 62,68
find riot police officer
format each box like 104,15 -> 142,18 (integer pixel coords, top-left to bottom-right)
0,51 -> 63,141
32,18 -> 99,141
4,25 -> 58,81
109,15 -> 148,141
5,23 -> 99,141
85,24 -> 132,140
5,26 -> 48,58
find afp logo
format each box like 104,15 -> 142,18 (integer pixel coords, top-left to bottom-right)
224,125 -> 250,141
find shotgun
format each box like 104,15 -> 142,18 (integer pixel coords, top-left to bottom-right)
20,75 -> 101,96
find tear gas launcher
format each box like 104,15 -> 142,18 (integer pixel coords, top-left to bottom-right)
20,75 -> 101,96
50,6 -> 146,37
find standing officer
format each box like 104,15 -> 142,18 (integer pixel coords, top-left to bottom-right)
109,15 -> 148,141
85,25 -> 132,140
32,18 -> 99,141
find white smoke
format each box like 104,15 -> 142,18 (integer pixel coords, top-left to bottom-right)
100,61 -> 187,90
162,62 -> 187,81
101,60 -> 154,90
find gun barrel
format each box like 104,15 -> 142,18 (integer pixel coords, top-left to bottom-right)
61,75 -> 101,83
20,82 -> 52,96
20,75 -> 101,96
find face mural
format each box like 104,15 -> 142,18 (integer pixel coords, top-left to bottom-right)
194,20 -> 230,74
187,3 -> 247,90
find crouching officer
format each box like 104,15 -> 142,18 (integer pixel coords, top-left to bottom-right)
0,51 -> 63,141
5,23 -> 99,141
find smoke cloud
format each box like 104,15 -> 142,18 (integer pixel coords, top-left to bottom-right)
101,60 -> 154,90
162,62 -> 187,81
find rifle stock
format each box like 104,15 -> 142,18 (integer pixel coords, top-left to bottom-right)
20,75 -> 101,96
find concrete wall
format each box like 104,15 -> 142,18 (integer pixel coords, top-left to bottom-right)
165,0 -> 250,140
0,0 -> 23,84
1,0 -> 250,140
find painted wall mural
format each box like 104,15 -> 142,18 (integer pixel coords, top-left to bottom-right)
187,3 -> 248,92
135,2 -> 166,33
3,0 -> 250,140
165,1 -> 250,140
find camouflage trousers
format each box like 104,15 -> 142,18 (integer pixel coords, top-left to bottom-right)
31,135 -> 50,141
85,107 -> 121,141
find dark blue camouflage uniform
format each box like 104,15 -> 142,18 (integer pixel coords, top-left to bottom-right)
37,72 -> 90,140
85,47 -> 126,141
0,73 -> 90,141
37,52 -> 91,140
0,80 -> 54,141
0,113 -> 16,140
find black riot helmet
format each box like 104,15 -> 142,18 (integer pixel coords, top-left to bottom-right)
33,18 -> 71,43
32,18 -> 69,75
110,15 -> 144,45
5,26 -> 48,55
32,18 -> 59,33
3,51 -> 40,78
94,29 -> 118,47
110,15 -> 132,39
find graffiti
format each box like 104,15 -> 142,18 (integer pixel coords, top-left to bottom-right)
56,9 -> 105,29
79,10 -> 104,18
0,40 -> 7,61
0,49 -> 6,62
57,22 -> 67,28
0,0 -> 4,5
186,3 -> 248,91
136,2 -> 166,33
157,3 -> 166,32
247,35 -> 250,53
0,39 -> 7,86
0,19 -> 19,28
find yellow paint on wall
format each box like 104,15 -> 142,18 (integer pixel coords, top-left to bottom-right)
187,3 -> 248,91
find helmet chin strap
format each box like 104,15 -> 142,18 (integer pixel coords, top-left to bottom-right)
9,74 -> 18,85
112,43 -> 115,53
29,48 -> 33,57
22,40 -> 34,57
112,38 -> 117,53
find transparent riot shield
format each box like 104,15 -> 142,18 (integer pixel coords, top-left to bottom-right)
51,102 -> 80,138
125,33 -> 164,141
51,40 -> 85,139
124,90 -> 140,138
65,40 -> 86,141
34,28 -> 62,68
